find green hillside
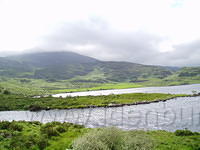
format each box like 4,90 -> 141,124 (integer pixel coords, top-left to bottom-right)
0,51 -> 175,81
0,51 -> 199,95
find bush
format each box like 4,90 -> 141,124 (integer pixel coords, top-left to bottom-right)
0,130 -> 12,138
29,104 -> 44,111
55,126 -> 66,133
40,122 -> 65,137
0,121 -> 23,132
38,136 -> 49,150
3,90 -> 11,95
0,121 -> 11,130
175,129 -> 195,136
41,126 -> 60,137
72,128 -> 155,150
30,121 -> 42,125
9,122 -> 23,131
9,132 -> 48,150
9,134 -> 39,150
9,135 -> 25,149
121,130 -> 155,150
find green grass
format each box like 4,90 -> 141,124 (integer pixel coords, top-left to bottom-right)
52,82 -> 143,93
46,127 -> 88,150
0,93 -> 187,111
0,77 -> 143,96
0,121 -> 199,150
0,121 -> 87,150
138,76 -> 200,87
148,130 -> 200,150
0,74 -> 199,96
0,78 -> 50,96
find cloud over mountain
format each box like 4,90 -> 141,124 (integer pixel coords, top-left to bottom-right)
0,0 -> 200,66
39,19 -> 200,66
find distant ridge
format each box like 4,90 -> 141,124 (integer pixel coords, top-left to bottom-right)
8,51 -> 99,67
0,51 -> 199,82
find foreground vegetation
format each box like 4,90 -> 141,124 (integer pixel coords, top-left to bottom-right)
0,121 -> 87,150
0,92 -> 187,111
0,121 -> 199,150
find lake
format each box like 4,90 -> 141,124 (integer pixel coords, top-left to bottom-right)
53,84 -> 200,97
0,84 -> 200,132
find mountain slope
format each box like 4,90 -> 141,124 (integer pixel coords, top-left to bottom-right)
0,51 -> 173,81
0,51 -> 199,83
0,57 -> 32,77
0,51 -> 199,96
8,51 -> 99,67
93,61 -> 173,82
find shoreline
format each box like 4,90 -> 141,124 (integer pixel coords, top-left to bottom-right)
0,93 -> 200,112
30,94 -> 200,111
50,83 -> 200,95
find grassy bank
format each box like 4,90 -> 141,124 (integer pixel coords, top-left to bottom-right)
0,76 -> 199,96
0,77 -> 143,96
0,121 -> 199,150
52,82 -> 143,93
0,93 -> 187,111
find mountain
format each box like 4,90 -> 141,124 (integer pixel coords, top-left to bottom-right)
0,51 -> 199,83
0,57 -> 32,77
8,51 -> 98,67
177,67 -> 200,77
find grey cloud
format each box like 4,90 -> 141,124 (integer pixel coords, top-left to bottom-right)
39,19 -> 200,66
159,40 -> 200,66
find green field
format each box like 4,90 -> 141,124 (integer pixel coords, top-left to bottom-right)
0,93 -> 187,111
0,121 -> 199,150
0,77 -> 143,96
0,75 -> 199,96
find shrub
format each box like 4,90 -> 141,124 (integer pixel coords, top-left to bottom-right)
20,79 -> 31,83
29,104 -> 44,111
72,128 -> 155,150
0,130 -> 12,138
38,136 -> 49,150
0,121 -> 11,130
24,135 -> 39,148
9,135 -> 24,149
122,130 -> 155,150
55,126 -> 66,133
9,122 -> 23,131
9,134 -> 39,150
175,129 -> 195,136
3,90 -> 11,95
41,126 -> 60,137
9,133 -> 48,150
30,121 -> 42,125
40,122 -> 64,137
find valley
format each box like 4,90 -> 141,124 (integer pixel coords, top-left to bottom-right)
0,51 -> 200,150
0,52 -> 199,96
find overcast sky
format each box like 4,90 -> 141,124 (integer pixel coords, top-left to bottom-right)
0,0 -> 200,66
